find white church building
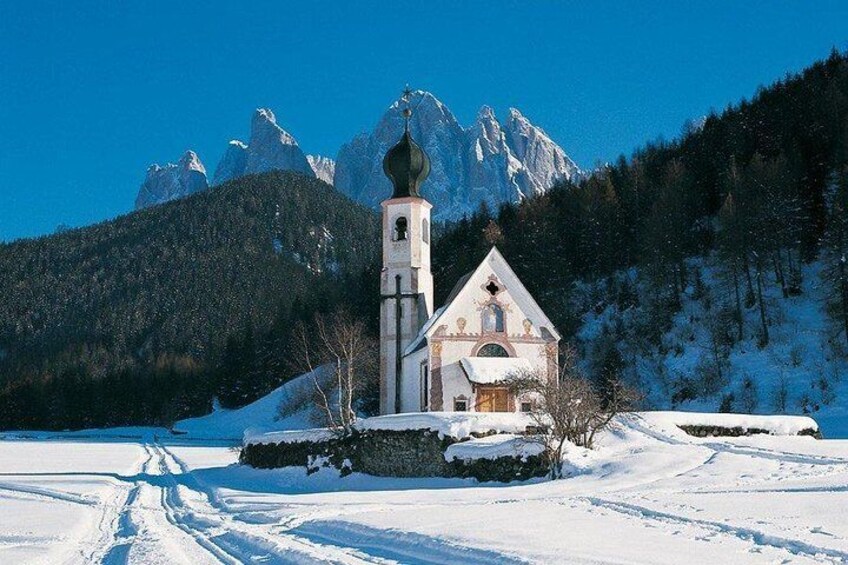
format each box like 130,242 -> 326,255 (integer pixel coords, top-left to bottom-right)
379,96 -> 560,415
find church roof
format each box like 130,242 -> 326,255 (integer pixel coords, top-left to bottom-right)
403,246 -> 560,357
383,129 -> 431,199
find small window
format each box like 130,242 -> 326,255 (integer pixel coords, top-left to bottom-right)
422,218 -> 430,244
485,281 -> 500,296
394,217 -> 408,241
477,343 -> 509,358
520,401 -> 533,413
454,398 -> 468,412
420,363 -> 429,411
482,303 -> 505,333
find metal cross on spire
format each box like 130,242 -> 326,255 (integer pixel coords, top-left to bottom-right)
401,85 -> 413,131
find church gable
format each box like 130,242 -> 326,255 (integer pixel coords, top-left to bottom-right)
423,247 -> 560,343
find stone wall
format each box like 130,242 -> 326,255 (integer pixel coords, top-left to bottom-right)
678,424 -> 822,439
240,428 -> 547,482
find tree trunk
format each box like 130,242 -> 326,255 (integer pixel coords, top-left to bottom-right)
732,260 -> 744,341
773,253 -> 789,298
838,230 -> 848,348
743,253 -> 756,307
755,257 -> 769,346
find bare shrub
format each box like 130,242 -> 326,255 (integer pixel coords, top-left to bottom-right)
291,309 -> 379,434
789,343 -> 805,368
772,372 -> 789,412
510,345 -> 639,479
738,375 -> 759,413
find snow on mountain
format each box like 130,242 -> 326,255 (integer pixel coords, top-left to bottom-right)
306,154 -> 335,185
334,90 -> 582,220
134,150 -> 209,210
210,108 -> 315,187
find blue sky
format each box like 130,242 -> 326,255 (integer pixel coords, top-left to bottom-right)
1,2 -> 847,242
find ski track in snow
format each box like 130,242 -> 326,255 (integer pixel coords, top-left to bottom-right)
579,497 -> 848,563
1,414 -> 847,564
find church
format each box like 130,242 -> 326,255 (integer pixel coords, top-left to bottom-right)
379,94 -> 560,415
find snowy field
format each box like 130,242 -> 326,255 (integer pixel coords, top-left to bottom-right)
2,414 -> 848,564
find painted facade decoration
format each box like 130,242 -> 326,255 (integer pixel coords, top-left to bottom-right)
379,89 -> 560,415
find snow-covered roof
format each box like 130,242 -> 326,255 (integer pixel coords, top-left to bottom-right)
404,305 -> 447,356
459,357 -> 532,384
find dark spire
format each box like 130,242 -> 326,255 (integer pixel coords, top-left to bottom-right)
383,86 -> 430,199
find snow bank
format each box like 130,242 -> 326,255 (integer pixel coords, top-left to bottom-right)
354,411 -> 534,439
245,412 -> 535,446
641,411 -> 819,436
444,434 -> 544,462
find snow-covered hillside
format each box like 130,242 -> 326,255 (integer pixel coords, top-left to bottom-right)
1,412 -> 846,563
173,372 -> 317,441
575,258 -> 848,439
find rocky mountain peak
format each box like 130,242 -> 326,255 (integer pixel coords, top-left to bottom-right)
251,108 -> 298,147
209,109 -> 315,187
179,150 -> 206,174
135,150 -> 209,210
334,91 -> 581,219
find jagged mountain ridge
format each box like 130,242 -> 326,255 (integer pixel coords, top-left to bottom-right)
134,151 -> 209,210
135,92 -> 579,215
212,108 -> 315,186
334,91 -> 581,220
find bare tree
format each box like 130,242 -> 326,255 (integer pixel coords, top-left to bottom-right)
510,345 -> 639,479
291,309 -> 379,434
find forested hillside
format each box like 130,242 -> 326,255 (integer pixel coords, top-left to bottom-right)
432,50 -> 848,430
0,172 -> 380,429
2,50 -> 847,432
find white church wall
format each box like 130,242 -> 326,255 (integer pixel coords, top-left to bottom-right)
400,347 -> 428,412
440,360 -> 474,411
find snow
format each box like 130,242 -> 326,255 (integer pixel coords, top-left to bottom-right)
575,259 -> 848,440
459,356 -> 532,384
352,411 -> 534,439
444,433 -> 544,462
173,372 -> 316,442
2,413 -> 847,564
243,427 -> 335,445
643,410 -> 819,436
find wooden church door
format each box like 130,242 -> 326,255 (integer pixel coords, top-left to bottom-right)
477,388 -> 509,412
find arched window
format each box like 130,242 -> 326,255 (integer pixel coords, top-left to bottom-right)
477,343 -> 509,357
422,218 -> 430,244
481,303 -> 505,333
394,217 -> 408,241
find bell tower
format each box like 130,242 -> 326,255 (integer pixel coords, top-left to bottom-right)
380,87 -> 434,414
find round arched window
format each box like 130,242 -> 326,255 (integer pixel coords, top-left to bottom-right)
394,217 -> 408,241
477,343 -> 509,357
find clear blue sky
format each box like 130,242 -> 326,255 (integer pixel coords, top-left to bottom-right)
1,2 -> 847,242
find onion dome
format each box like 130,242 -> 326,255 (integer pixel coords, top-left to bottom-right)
383,91 -> 431,199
